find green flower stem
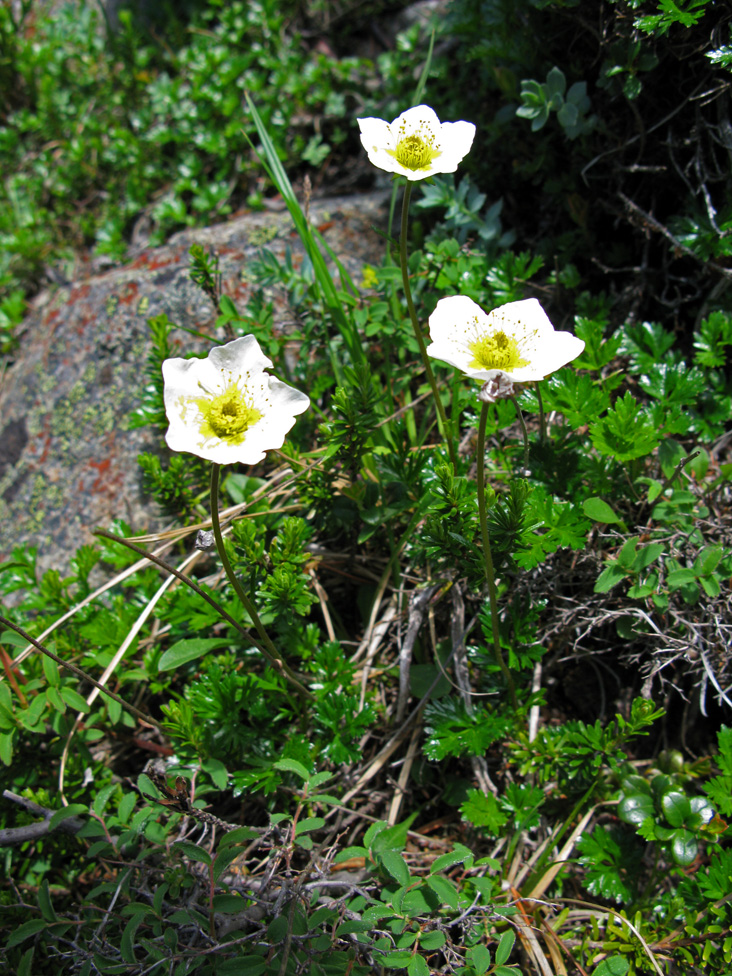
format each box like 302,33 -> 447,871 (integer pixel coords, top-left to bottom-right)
476,402 -> 518,710
0,613 -> 161,730
400,182 -> 458,472
94,528 -> 311,704
511,396 -> 530,470
210,463 -> 313,701
535,382 -> 546,443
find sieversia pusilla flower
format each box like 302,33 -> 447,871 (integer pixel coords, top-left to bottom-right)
357,104 -> 476,181
162,335 -> 310,465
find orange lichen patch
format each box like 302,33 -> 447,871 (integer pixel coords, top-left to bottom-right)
89,457 -> 115,494
148,253 -> 181,271
68,284 -> 91,303
118,282 -> 139,305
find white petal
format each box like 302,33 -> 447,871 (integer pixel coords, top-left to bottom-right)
395,104 -> 442,136
209,334 -> 273,373
485,298 -> 554,340
427,295 -> 584,382
358,105 -> 475,180
162,337 -> 309,465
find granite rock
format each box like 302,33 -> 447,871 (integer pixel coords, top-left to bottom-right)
0,192 -> 388,576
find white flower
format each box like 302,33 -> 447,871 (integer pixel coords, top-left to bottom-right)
426,296 -> 585,382
162,336 -> 309,464
357,104 -> 476,181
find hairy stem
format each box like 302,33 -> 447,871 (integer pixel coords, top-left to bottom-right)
210,464 -> 313,701
476,403 -> 518,709
400,181 -> 458,472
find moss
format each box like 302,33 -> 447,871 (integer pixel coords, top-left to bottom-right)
246,225 -> 280,247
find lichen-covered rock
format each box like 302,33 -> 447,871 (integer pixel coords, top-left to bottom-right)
0,192 -> 387,575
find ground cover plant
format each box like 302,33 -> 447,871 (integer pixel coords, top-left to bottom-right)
1,0 -> 732,973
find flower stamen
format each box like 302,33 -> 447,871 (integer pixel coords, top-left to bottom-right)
468,331 -> 529,372
392,125 -> 440,172
190,381 -> 262,445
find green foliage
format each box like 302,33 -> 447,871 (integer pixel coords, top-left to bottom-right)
416,174 -> 516,249
576,826 -> 643,904
516,66 -> 594,139
424,700 -> 513,761
590,391 -> 662,463
0,0 -> 366,307
634,0 -> 712,35
3,2 -> 732,973
618,770 -> 717,866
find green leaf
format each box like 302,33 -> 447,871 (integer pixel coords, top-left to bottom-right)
467,944 -> 492,974
309,771 -> 333,789
158,637 -> 229,671
429,846 -> 473,874
17,947 -> 34,976
217,958 -> 267,976
37,880 -> 58,923
593,958 -> 630,976
632,542 -> 665,570
425,874 -> 459,910
48,803 -> 87,832
495,929 -> 516,965
120,912 -> 146,964
618,792 -> 654,826
461,789 -> 508,833
662,791 -> 691,828
383,951 -> 415,969
334,845 -> 368,864
361,905 -> 398,924
273,758 -> 310,781
0,730 -> 15,765
117,791 -> 137,824
217,826 -> 261,848
583,497 -> 624,525
657,438 -> 686,479
93,783 -> 117,818
213,848 -> 245,885
172,840 -> 211,866
59,687 -> 91,713
6,919 -> 50,947
590,391 -> 661,462
211,894 -> 248,913
419,930 -> 446,950
202,757 -> 228,790
294,816 -> 326,836
594,563 -> 629,594
379,851 -> 411,886
671,829 -> 698,867
407,954 -> 430,976
42,654 -> 60,687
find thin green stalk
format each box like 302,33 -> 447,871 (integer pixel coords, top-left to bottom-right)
535,382 -> 546,443
0,613 -> 160,729
520,776 -> 601,895
400,182 -> 458,472
244,94 -> 362,381
95,528 -> 313,702
476,402 -> 518,709
511,395 -> 530,470
209,464 -> 314,701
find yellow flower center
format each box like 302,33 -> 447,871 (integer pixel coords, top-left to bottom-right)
390,121 -> 441,172
468,330 -> 530,372
192,381 -> 262,444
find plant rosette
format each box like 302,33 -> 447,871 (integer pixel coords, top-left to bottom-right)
162,335 -> 310,464
427,295 -> 585,382
357,104 -> 476,181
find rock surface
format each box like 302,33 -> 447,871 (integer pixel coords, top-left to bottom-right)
0,192 -> 388,576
